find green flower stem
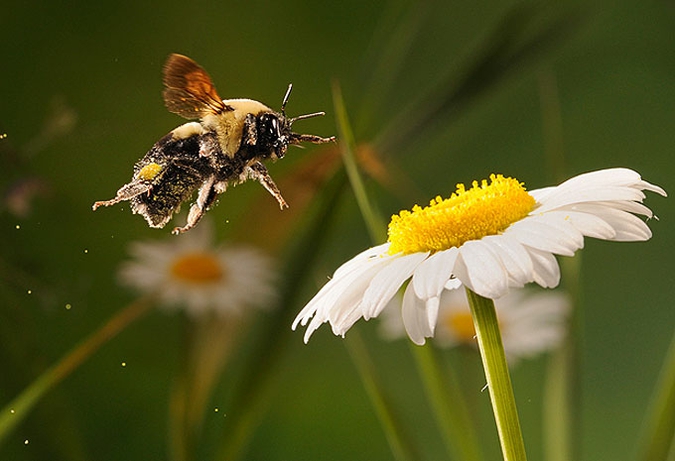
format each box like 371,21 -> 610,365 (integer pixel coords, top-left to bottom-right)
639,330 -> 675,461
170,316 -> 243,461
410,343 -> 484,461
465,287 -> 528,461
0,295 -> 155,447
332,80 -> 387,243
346,332 -> 420,461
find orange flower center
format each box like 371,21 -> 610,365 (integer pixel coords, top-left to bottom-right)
444,311 -> 476,343
170,252 -> 224,284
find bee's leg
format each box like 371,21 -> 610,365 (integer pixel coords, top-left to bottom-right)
291,134 -> 336,145
246,161 -> 288,209
172,177 -> 219,234
92,181 -> 152,210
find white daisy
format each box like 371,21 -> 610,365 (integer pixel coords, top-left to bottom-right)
380,288 -> 570,364
118,219 -> 276,317
293,168 -> 665,345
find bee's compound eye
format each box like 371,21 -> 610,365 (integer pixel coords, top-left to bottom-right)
258,114 -> 274,134
258,113 -> 286,154
270,117 -> 279,135
264,115 -> 280,138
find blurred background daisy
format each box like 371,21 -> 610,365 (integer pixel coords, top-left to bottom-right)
380,288 -> 571,365
117,218 -> 280,460
118,219 -> 277,318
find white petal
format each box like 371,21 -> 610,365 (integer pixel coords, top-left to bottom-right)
499,291 -> 571,360
127,241 -> 174,267
402,282 -> 433,345
425,296 -> 441,334
530,168 -> 666,213
445,277 -> 463,290
507,215 -> 583,256
412,248 -> 458,300
361,252 -> 429,319
480,234 -> 533,287
293,253 -> 385,330
549,168 -> 643,190
526,247 -> 561,288
595,200 -> 656,218
533,186 -> 648,213
527,185 -> 556,203
302,315 -> 328,343
118,261 -> 163,289
544,209 -> 617,239
328,262 -> 390,328
568,204 -> 653,241
334,243 -> 391,278
636,180 -> 667,197
292,277 -> 340,329
454,240 -> 509,299
600,213 -> 653,241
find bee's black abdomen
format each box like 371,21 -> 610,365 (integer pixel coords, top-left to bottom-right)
131,132 -> 215,227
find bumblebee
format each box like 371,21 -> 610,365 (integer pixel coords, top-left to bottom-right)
93,53 -> 335,234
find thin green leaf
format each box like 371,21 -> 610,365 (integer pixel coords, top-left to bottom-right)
411,343 -> 485,461
332,80 -> 387,243
375,5 -> 580,156
332,80 -> 421,461
639,331 -> 675,461
346,332 -> 421,461
215,168 -> 349,461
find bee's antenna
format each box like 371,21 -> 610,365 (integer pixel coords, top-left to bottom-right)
281,84 -> 293,115
289,111 -> 326,125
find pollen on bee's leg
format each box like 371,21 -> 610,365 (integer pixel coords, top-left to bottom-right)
136,162 -> 163,181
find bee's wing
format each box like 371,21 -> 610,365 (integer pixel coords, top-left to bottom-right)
162,54 -> 232,119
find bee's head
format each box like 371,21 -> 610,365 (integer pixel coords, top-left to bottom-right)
257,112 -> 288,160
255,85 -> 335,160
265,84 -> 335,160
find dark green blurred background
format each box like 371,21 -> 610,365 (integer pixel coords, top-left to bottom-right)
1,1 -> 674,460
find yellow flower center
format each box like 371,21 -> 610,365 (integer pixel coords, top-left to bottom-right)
444,311 -> 476,343
170,252 -> 225,284
388,174 -> 536,254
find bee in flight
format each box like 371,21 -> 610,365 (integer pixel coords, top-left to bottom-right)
93,53 -> 335,234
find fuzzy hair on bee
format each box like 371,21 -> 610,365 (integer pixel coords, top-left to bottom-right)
93,53 -> 335,234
